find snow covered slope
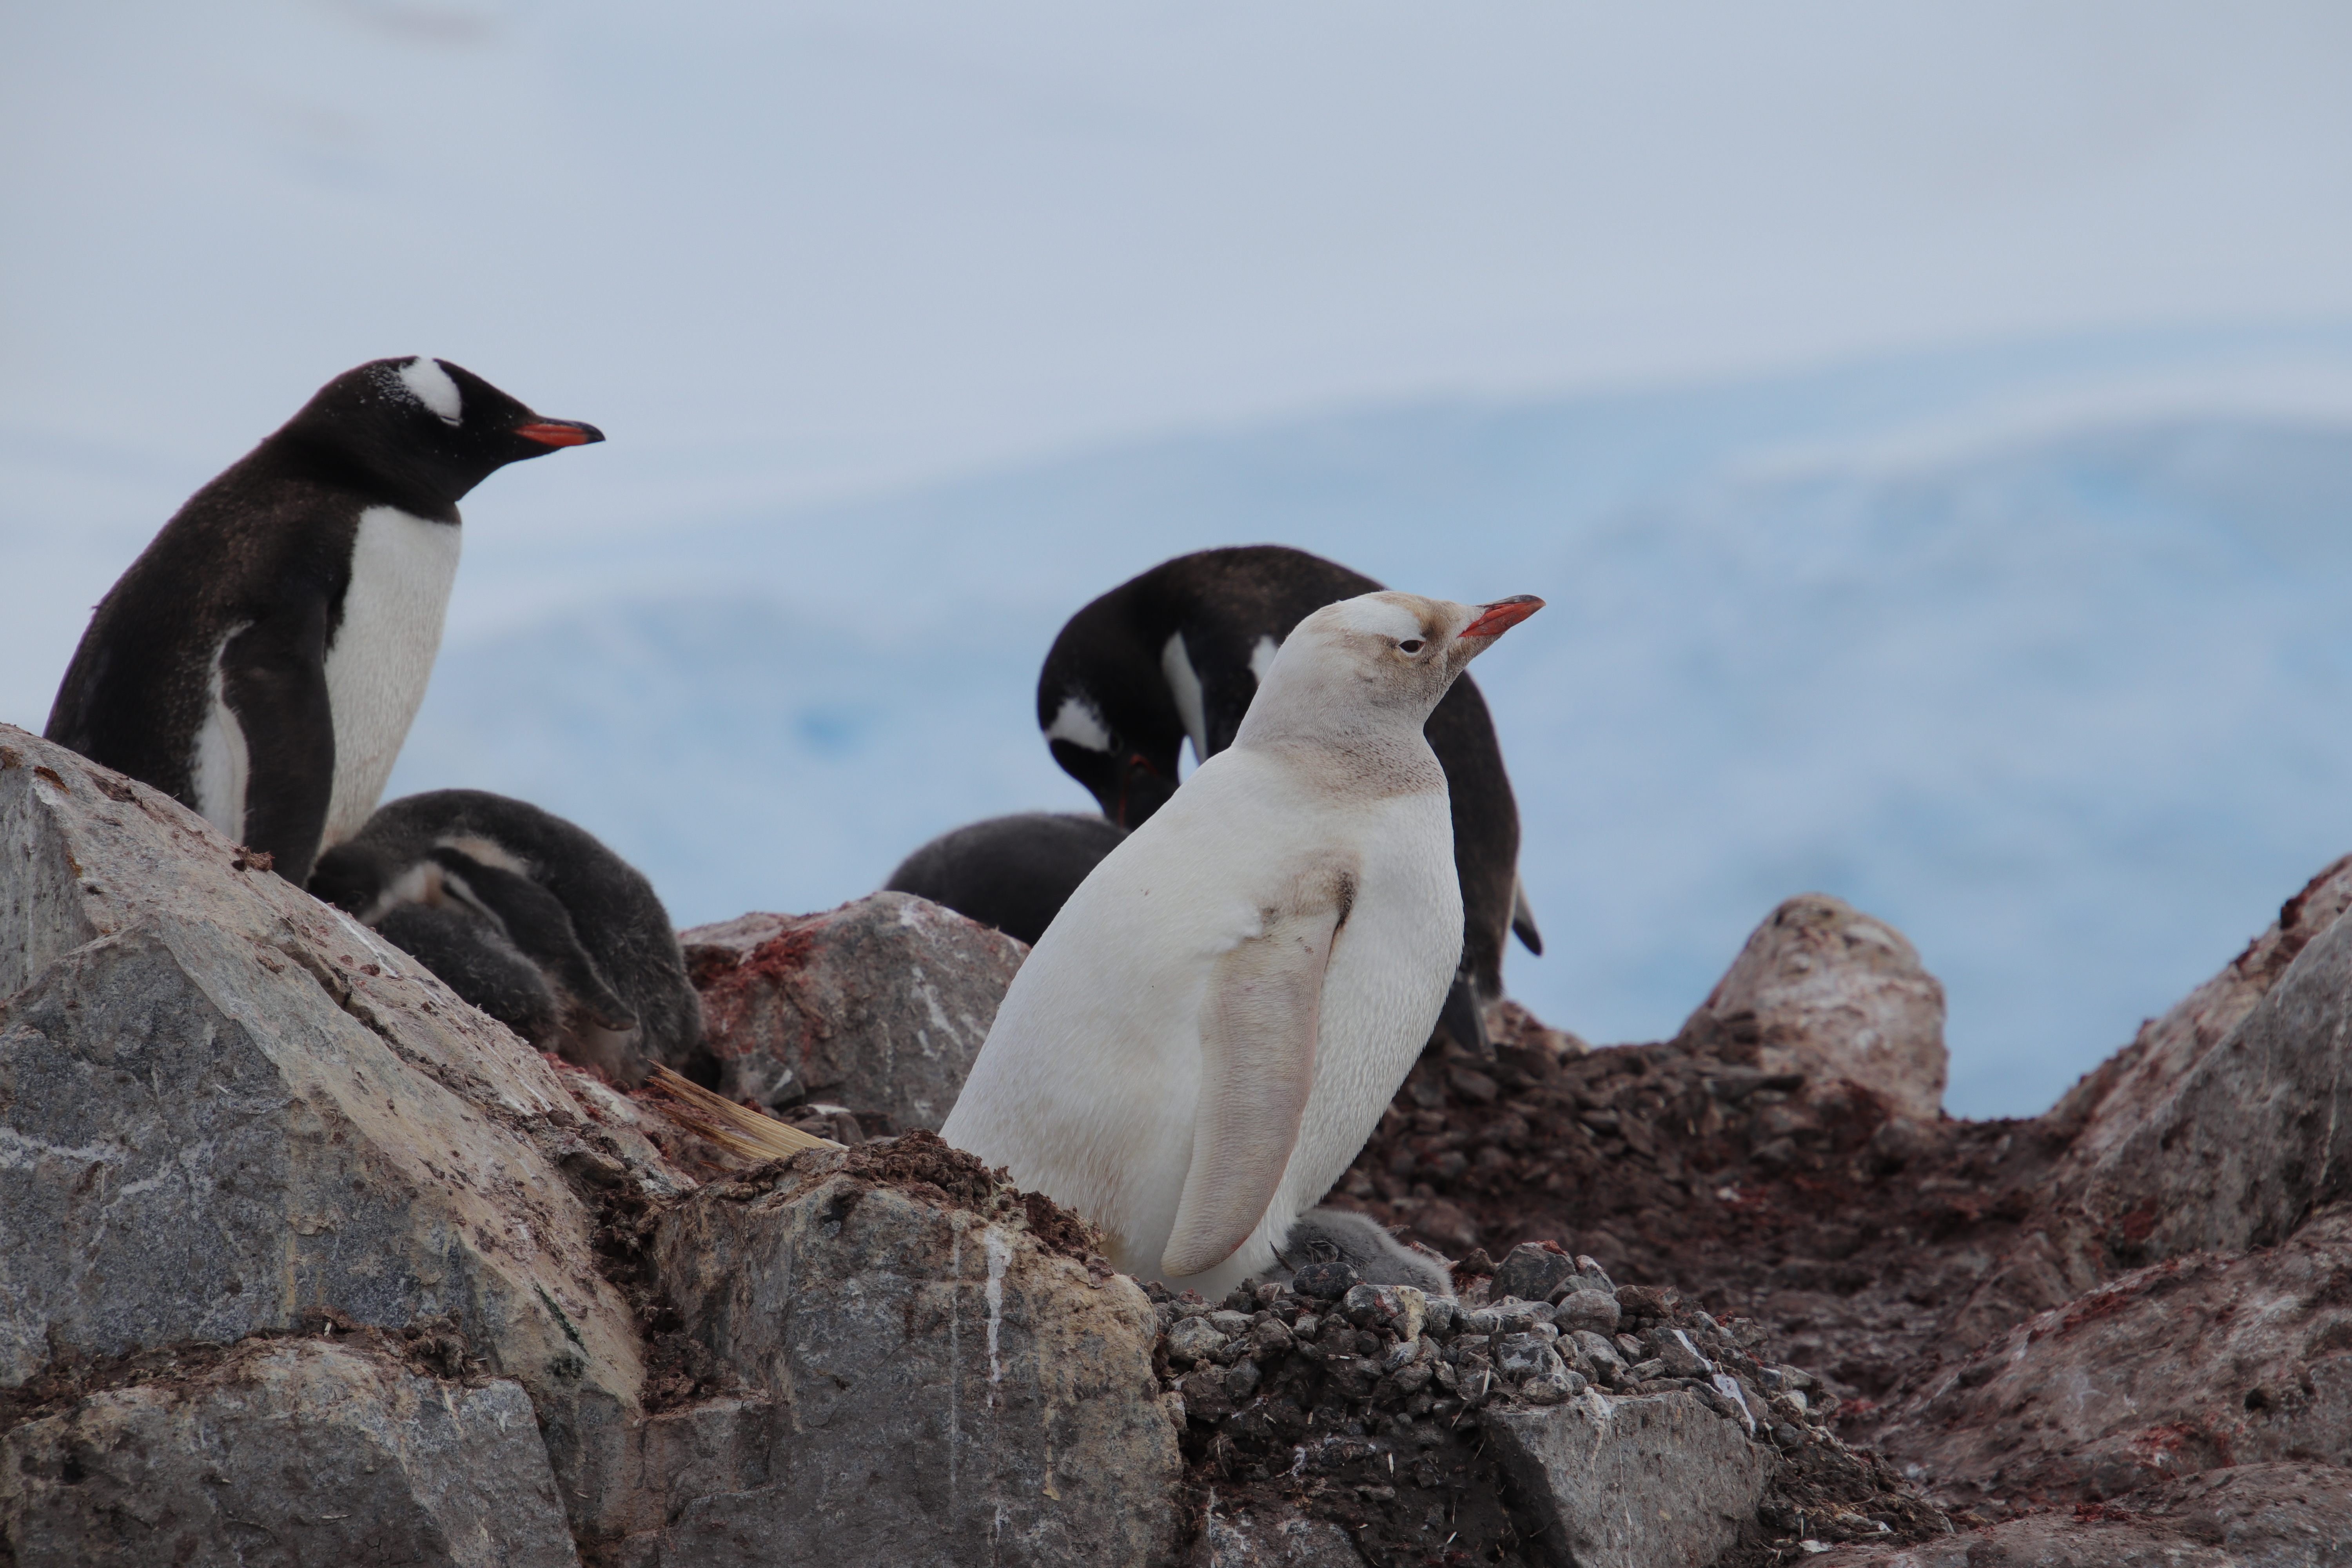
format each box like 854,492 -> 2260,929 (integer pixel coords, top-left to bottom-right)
387,335 -> 2352,1119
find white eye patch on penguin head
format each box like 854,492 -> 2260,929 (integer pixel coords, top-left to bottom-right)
394,356 -> 465,426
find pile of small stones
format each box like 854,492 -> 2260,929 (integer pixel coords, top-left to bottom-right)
1149,1241 -> 1938,1563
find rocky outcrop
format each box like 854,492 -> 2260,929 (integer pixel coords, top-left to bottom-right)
1815,1462 -> 2352,1566
2044,854 -> 2352,1170
647,1135 -> 1179,1567
1869,1208 -> 2352,1512
1673,894 -> 1947,1122
0,727 -> 647,1527
0,725 -> 1186,1566
682,894 -> 1025,1135
1485,1392 -> 1769,1568
0,1337 -> 578,1568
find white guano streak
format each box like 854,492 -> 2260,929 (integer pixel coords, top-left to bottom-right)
984,1225 -> 1013,1396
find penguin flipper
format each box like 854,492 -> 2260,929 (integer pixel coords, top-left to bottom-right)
220,618 -> 336,884
1162,898 -> 1342,1279
1512,876 -> 1543,956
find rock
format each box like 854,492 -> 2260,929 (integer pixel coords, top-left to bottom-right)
0,1337 -> 577,1568
1552,1288 -> 1620,1336
0,727 -> 646,1531
1338,1283 -> 1426,1342
2046,854 -> 2352,1170
1187,1497 -> 1368,1566
649,1133 -> 1179,1566
1673,893 -> 1947,1121
680,893 -> 1025,1132
1168,1316 -> 1227,1366
1815,1462 -> 2352,1566
1483,1390 -> 1771,1568
1290,1262 -> 1359,1300
2064,903 -> 2352,1269
1490,1241 -> 1579,1304
1869,1209 -> 2352,1512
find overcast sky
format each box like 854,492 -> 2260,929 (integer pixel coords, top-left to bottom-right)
5,0 -> 2350,526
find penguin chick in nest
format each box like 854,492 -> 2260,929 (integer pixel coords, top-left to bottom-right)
944,589 -> 1541,1297
310,789 -> 705,1086
1271,1207 -> 1455,1298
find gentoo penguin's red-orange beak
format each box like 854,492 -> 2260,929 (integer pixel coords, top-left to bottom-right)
1457,595 -> 1544,639
514,420 -> 605,447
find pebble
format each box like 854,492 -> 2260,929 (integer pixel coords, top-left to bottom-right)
1166,1315 -> 1225,1366
1553,1288 -> 1621,1335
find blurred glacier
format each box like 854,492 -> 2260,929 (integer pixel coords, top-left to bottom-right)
383,336 -> 2352,1120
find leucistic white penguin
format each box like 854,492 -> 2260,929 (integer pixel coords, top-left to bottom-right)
43,358 -> 602,884
1037,545 -> 1542,1056
943,588 -> 1541,1296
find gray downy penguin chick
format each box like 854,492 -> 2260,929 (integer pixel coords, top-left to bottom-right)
44,357 -> 602,884
310,789 -> 704,1087
943,588 -> 1541,1297
882,811 -> 1129,946
371,900 -> 567,1051
1271,1207 -> 1455,1298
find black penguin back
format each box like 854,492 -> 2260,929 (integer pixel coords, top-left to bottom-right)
884,812 -> 1129,946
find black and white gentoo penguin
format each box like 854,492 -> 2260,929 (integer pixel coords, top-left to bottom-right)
882,812 -> 1129,946
309,789 -> 704,1087
946,588 -> 1541,1296
43,358 -> 602,885
1036,545 -> 1541,1055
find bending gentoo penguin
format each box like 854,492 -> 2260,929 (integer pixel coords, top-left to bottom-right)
44,358 -> 602,885
944,588 -> 1541,1296
309,789 -> 704,1087
883,812 -> 1129,946
1037,545 -> 1540,1056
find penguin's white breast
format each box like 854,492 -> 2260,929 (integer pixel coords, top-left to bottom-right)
321,505 -> 461,845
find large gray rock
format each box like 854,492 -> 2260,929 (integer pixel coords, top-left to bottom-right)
1673,893 -> 1947,1121
1482,1390 -> 1770,1568
0,726 -> 646,1531
1871,1209 -> 2352,1512
647,1135 -> 1180,1567
0,1337 -> 579,1568
2046,854 -> 2352,1171
681,893 -> 1025,1132
2065,898 -> 2352,1268
1814,1462 -> 2352,1567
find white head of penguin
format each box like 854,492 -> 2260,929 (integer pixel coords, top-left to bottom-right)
1232,590 -> 1494,759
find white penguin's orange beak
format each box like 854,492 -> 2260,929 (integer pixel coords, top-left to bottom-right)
1457,595 -> 1544,639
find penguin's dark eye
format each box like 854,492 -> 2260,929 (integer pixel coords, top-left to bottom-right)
1398,639 -> 1425,655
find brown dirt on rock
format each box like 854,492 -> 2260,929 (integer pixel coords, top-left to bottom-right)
0,1314 -> 492,1441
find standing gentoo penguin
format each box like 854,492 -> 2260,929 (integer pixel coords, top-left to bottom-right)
944,588 -> 1542,1296
882,812 -> 1129,946
1037,545 -> 1539,1056
309,790 -> 706,1087
43,358 -> 602,884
